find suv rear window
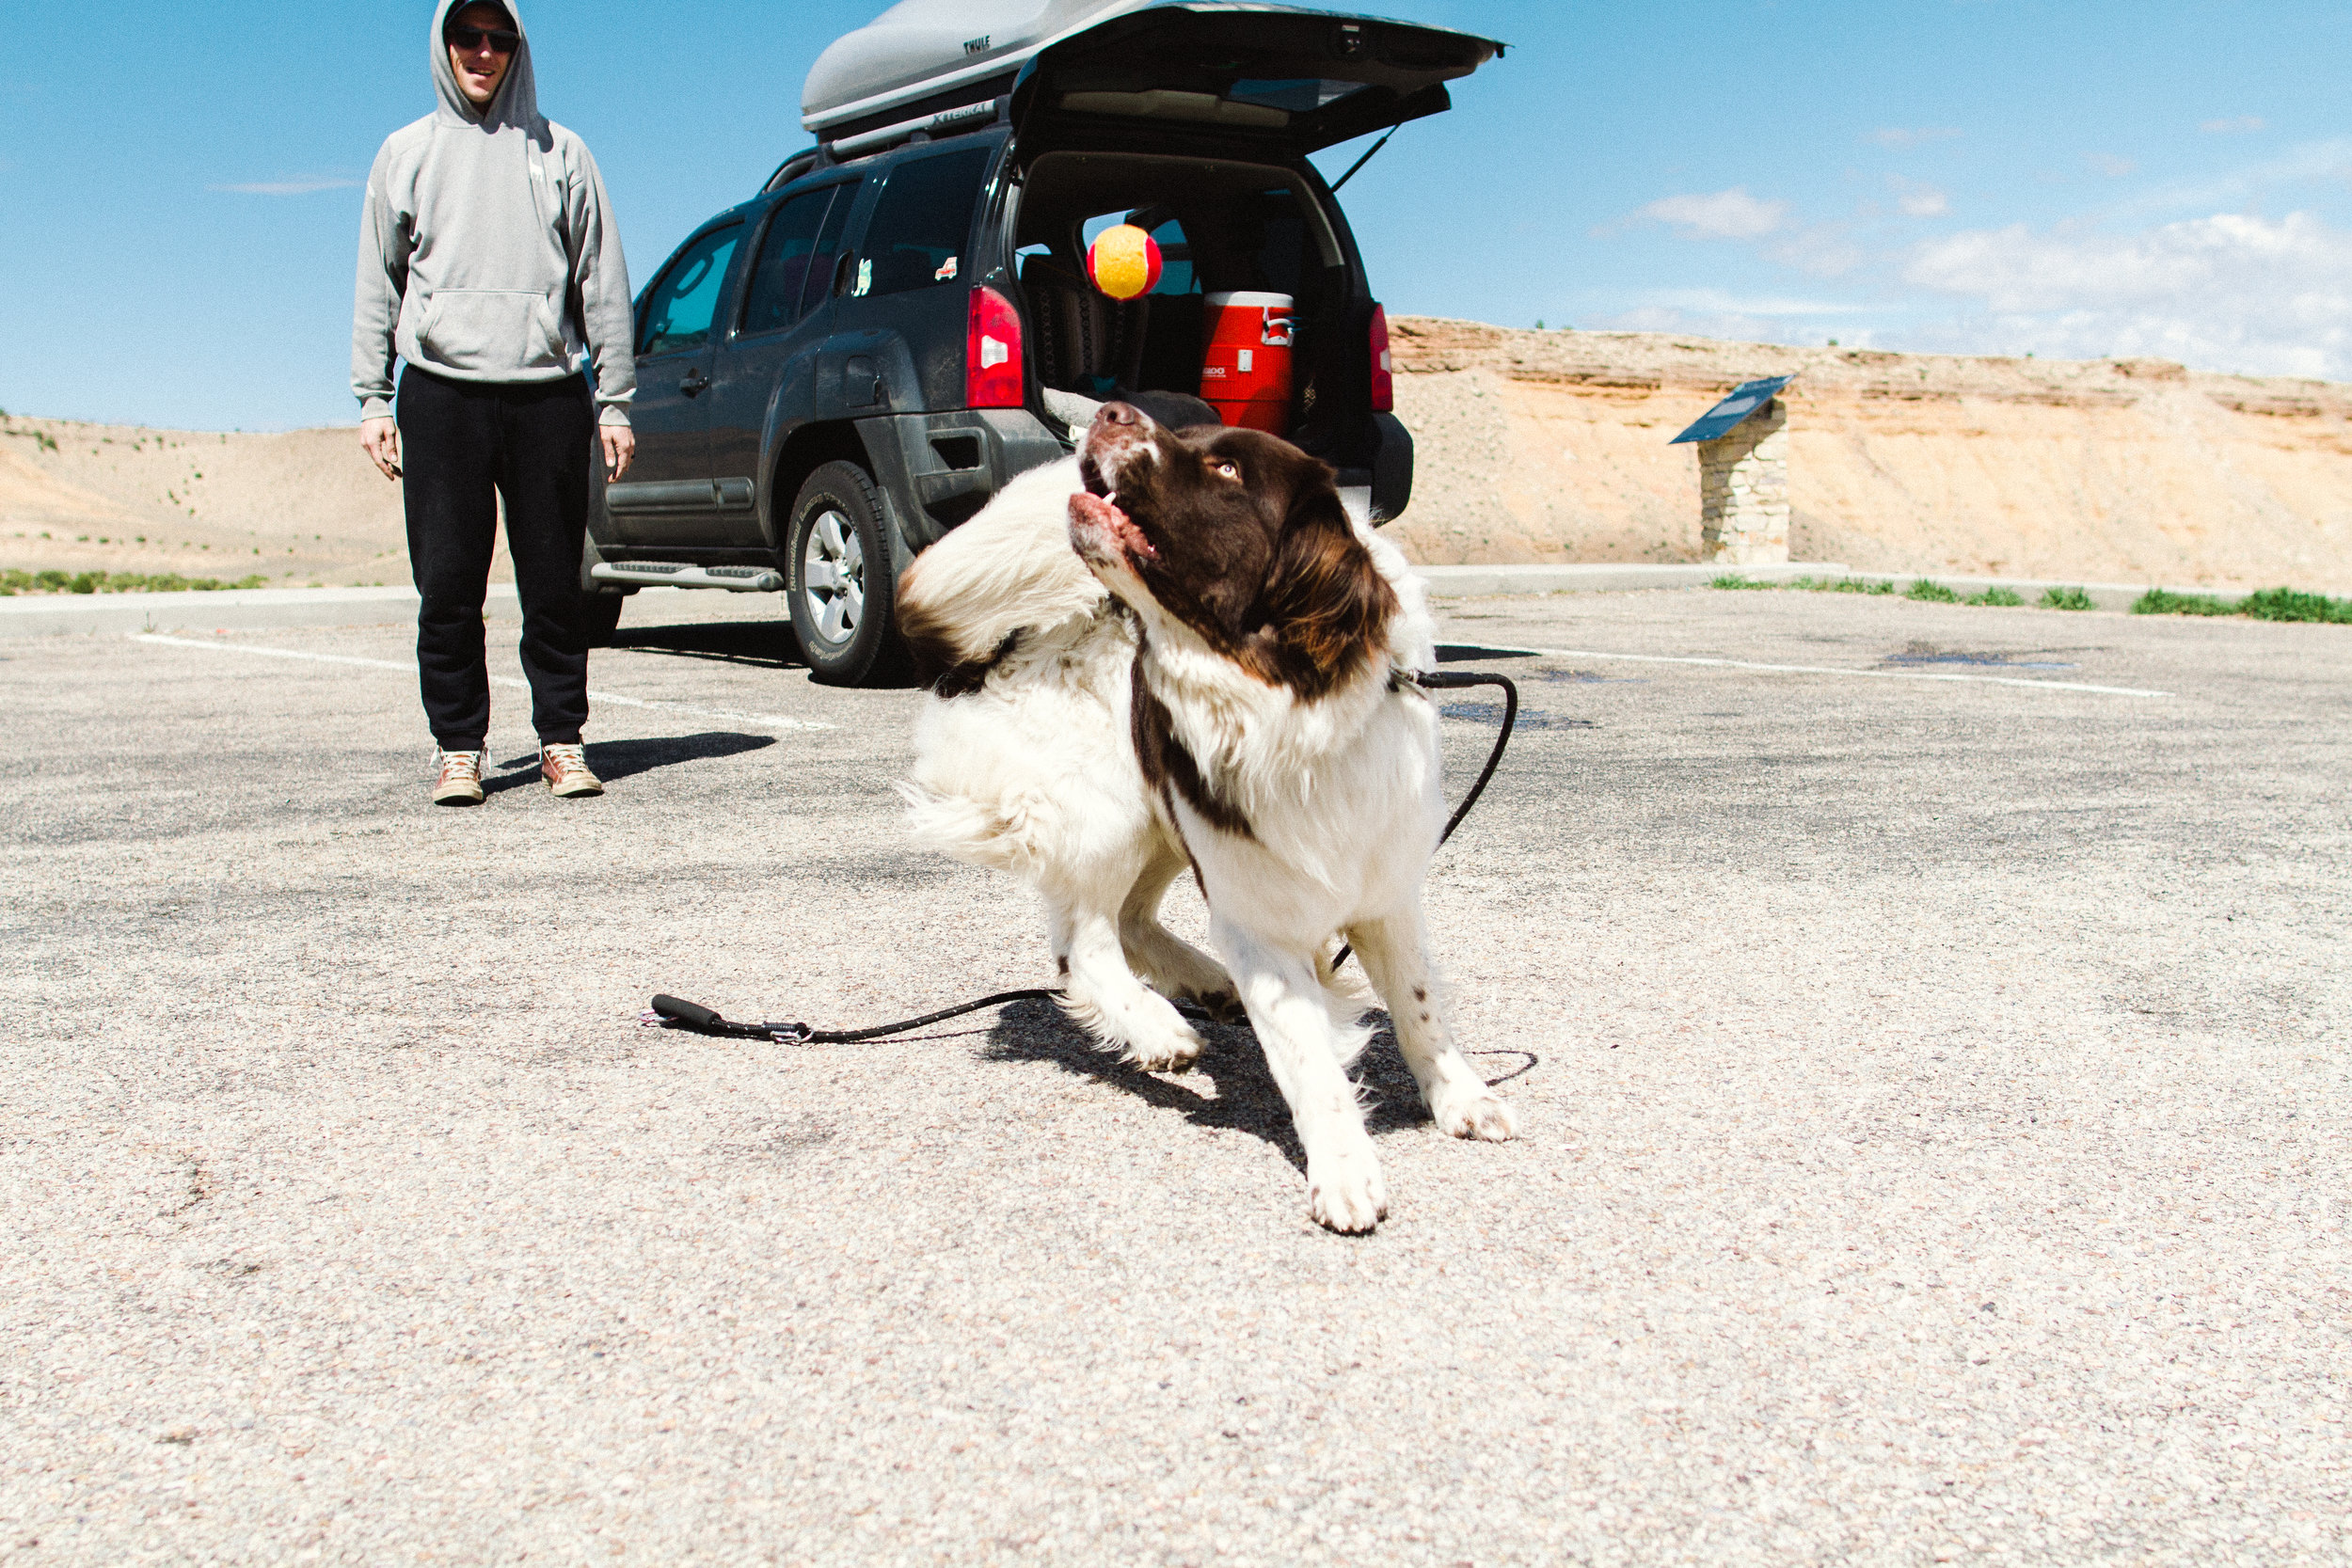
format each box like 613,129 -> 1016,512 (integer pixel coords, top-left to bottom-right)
855,148 -> 993,297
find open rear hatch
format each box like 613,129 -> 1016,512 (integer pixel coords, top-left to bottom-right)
1010,3 -> 1502,156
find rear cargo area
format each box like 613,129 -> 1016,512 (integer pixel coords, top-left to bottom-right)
1009,150 -> 1365,454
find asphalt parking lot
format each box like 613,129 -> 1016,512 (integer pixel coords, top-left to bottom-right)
4,586 -> 2346,1565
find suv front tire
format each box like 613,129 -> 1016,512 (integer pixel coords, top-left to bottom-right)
786,459 -> 906,687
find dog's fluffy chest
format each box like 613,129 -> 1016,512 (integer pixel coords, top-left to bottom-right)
1136,635 -> 1443,911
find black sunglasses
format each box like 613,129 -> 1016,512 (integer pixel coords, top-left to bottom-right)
446,26 -> 520,54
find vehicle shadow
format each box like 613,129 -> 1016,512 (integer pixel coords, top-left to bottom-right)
605,618 -> 805,670
484,731 -> 776,794
978,995 -> 1482,1171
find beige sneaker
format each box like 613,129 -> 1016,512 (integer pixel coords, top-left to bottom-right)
431,747 -> 485,806
541,742 -> 604,798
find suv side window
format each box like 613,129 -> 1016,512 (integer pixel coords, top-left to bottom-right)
853,149 -> 993,297
801,177 -> 860,318
740,186 -> 842,337
637,224 -> 741,356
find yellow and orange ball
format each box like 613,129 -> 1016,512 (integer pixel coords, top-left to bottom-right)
1086,224 -> 1162,301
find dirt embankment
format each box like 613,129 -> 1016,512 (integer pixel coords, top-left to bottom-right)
7,324 -> 2351,590
0,416 -> 414,585
1384,318 -> 2352,592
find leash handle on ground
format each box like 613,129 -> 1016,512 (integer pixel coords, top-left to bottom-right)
645,669 -> 1523,1041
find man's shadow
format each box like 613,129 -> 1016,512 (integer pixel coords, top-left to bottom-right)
978,996 -> 1535,1170
484,731 -> 774,794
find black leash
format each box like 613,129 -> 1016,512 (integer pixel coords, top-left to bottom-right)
644,671 -> 1520,1044
1327,669 -> 1517,972
644,988 -> 1064,1045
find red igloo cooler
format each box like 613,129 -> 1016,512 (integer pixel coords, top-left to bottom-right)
1198,292 -> 1295,435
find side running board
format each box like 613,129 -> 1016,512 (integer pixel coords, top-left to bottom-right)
590,562 -> 784,594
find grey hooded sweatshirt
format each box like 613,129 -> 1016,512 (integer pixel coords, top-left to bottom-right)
351,0 -> 635,424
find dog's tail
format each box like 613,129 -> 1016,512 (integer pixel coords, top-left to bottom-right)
896,780 -> 1054,879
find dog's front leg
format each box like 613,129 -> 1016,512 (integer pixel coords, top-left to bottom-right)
1214,918 -> 1386,1233
1346,912 -> 1518,1143
1052,902 -> 1206,1072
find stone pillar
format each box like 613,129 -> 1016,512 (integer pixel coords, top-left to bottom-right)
1697,397 -> 1789,564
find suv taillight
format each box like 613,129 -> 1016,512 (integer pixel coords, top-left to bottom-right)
967,285 -> 1024,408
1368,303 -> 1394,412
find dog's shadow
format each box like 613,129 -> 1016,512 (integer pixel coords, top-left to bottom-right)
979,997 -> 1534,1171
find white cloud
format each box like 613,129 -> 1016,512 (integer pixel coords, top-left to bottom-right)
2201,116 -> 2266,135
2084,152 -> 2138,179
1768,226 -> 1867,278
1888,176 -> 1949,217
1635,188 -> 1788,240
1902,210 -> 2352,378
210,177 -> 360,196
1869,127 -> 1962,150
2108,136 -> 2352,219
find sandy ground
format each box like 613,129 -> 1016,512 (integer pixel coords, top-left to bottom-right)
9,322 -> 2352,594
3,587 -> 2345,1564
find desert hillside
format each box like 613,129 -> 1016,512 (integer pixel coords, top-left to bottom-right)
1385,319 -> 2352,591
0,416 -> 411,585
7,323 -> 2351,591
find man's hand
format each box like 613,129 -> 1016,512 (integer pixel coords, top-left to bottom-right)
601,424 -> 636,482
360,417 -> 402,481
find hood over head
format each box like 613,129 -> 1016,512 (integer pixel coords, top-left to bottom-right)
431,0 -> 541,133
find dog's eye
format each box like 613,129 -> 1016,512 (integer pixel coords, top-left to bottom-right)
1213,462 -> 1242,482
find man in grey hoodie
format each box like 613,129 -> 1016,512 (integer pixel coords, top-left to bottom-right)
353,0 -> 636,805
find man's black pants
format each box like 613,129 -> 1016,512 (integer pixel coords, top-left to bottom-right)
397,365 -> 595,752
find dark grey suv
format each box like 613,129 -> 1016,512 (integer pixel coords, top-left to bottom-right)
586,2 -> 1501,685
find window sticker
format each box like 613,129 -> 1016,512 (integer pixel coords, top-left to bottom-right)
934,255 -> 960,281
853,258 -> 873,297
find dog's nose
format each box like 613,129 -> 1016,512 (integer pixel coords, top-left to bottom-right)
1094,402 -> 1141,430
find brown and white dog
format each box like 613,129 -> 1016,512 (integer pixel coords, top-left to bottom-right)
898,404 -> 1517,1231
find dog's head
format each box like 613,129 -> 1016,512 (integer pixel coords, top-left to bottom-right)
1068,403 -> 1396,699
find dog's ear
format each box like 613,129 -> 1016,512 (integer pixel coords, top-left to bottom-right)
1246,477 -> 1397,697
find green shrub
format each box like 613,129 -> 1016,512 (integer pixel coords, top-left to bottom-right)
1,568 -> 274,596
2134,587 -> 2234,616
1906,578 -> 1961,602
2041,586 -> 2094,611
1710,574 -> 1778,590
1828,578 -> 1897,595
2236,586 -> 2352,625
1966,586 -> 2026,607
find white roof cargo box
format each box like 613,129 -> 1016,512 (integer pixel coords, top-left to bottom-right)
803,0 -> 1154,135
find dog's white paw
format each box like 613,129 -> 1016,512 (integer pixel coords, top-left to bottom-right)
1431,1084 -> 1520,1143
1121,1019 -> 1205,1074
1306,1146 -> 1388,1234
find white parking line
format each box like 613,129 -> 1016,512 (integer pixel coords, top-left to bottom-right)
131,633 -> 835,731
1507,644 -> 2170,699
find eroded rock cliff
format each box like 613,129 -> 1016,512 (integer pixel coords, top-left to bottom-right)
1386,317 -> 2352,591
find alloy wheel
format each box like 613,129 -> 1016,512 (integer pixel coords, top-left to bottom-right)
800,506 -> 865,646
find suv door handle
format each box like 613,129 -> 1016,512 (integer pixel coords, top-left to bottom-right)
679,370 -> 709,396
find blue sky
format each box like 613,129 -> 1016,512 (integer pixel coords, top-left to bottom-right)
3,1 -> 2345,430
